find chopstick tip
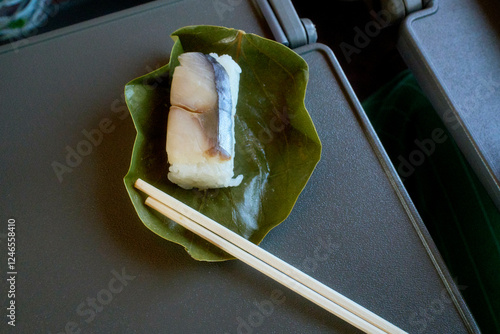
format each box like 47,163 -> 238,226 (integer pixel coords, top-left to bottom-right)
134,178 -> 146,190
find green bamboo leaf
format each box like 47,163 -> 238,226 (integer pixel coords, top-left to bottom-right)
124,25 -> 321,261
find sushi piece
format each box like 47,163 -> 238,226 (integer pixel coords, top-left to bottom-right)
166,52 -> 243,189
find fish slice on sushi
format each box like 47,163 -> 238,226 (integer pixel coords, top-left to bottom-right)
166,52 -> 243,189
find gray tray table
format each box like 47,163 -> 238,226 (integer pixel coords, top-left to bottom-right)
0,0 -> 479,332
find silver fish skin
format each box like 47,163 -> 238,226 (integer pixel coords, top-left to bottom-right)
205,54 -> 233,160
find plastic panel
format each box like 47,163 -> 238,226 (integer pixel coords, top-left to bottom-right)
398,0 -> 500,210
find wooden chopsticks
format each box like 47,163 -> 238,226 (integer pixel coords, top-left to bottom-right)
134,178 -> 407,334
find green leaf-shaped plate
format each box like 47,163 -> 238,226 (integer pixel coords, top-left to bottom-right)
124,25 -> 321,261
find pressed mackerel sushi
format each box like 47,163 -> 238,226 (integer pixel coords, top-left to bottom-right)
166,52 -> 243,189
